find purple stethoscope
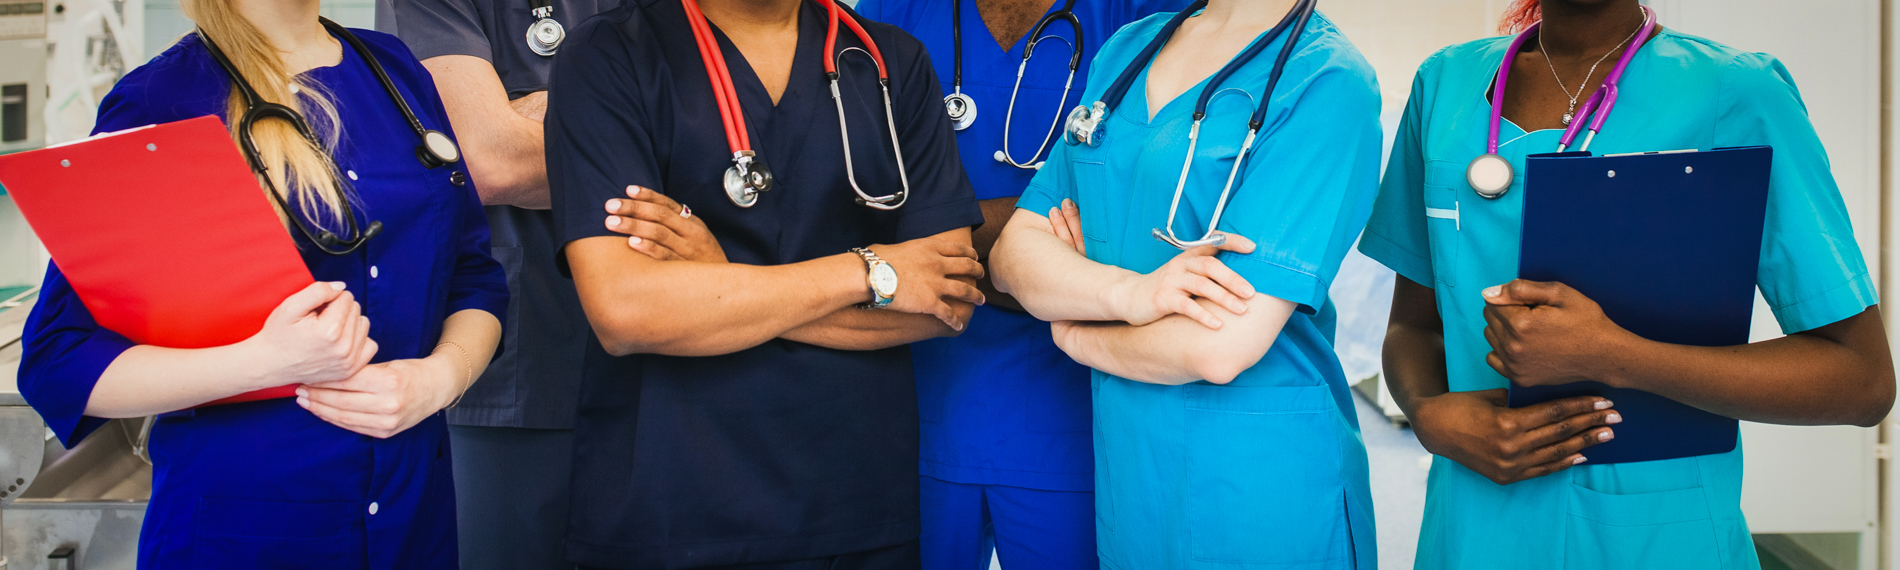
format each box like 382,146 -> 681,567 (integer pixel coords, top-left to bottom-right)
1466,6 -> 1659,199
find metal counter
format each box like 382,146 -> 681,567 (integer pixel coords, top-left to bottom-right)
0,291 -> 148,570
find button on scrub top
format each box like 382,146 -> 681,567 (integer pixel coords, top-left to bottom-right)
1358,30 -> 1876,570
1018,12 -> 1382,570
18,30 -> 508,570
544,1 -> 982,567
856,0 -> 1191,494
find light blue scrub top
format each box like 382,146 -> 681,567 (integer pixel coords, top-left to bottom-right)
1018,11 -> 1382,570
1358,31 -> 1878,570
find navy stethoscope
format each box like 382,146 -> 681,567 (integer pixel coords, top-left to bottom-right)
526,0 -> 566,56
199,18 -> 463,256
684,0 -> 910,210
1062,0 -> 1314,250
944,0 -> 1083,171
1466,5 -> 1656,199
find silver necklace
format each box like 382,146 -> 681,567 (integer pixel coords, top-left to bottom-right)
1538,10 -> 1644,125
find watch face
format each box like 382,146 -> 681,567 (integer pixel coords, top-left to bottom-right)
871,263 -> 899,297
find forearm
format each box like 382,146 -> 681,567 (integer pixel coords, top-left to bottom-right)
1385,277 -> 1453,416
86,343 -> 279,417
1056,295 -> 1291,385
992,211 -> 1133,322
421,56 -> 552,209
972,197 -> 1023,312
427,309 -> 502,398
571,238 -> 865,357
781,308 -> 960,350
1597,308 -> 1894,427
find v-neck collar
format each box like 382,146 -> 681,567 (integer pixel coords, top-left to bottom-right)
701,2 -> 824,112
1128,9 -> 1292,124
961,0 -> 1068,60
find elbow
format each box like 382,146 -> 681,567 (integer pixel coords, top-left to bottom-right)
1188,347 -> 1267,386
586,310 -> 676,357
1851,374 -> 1895,428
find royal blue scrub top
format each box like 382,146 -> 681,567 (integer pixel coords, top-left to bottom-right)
19,30 -> 509,570
1018,11 -> 1381,570
855,0 -> 1190,493
1359,30 -> 1877,570
544,1 -> 982,567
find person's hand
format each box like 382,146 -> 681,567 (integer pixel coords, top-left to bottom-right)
1411,389 -> 1620,485
1047,198 -> 1086,256
866,239 -> 987,330
245,282 -> 377,388
1483,279 -> 1639,388
1104,234 -> 1258,329
604,185 -> 727,262
296,354 -> 465,439
510,91 -> 549,122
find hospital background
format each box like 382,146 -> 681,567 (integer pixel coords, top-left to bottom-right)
0,0 -> 1887,568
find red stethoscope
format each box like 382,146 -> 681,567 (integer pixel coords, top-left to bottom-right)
682,0 -> 911,210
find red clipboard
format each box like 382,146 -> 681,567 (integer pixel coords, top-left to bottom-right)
0,115 -> 314,406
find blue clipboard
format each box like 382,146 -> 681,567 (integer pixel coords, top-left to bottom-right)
1511,146 -> 1772,464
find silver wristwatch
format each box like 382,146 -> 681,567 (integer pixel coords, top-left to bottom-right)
851,247 -> 897,309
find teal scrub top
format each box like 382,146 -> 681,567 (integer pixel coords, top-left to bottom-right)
1358,30 -> 1877,570
1019,11 -> 1382,570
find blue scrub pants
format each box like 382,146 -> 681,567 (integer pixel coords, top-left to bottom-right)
449,425 -> 575,570
920,475 -> 1097,570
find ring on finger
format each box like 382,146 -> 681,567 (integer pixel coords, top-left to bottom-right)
679,204 -> 693,219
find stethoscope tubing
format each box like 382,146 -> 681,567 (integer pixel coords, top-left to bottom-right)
952,0 -> 1084,169
1485,6 -> 1657,156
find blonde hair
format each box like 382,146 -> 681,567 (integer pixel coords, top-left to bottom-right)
182,0 -> 349,226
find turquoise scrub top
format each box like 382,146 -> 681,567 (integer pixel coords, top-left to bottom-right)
1019,11 -> 1382,570
1358,30 -> 1878,570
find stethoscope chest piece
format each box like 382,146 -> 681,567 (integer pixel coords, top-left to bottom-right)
419,130 -> 462,167
527,4 -> 565,56
944,92 -> 976,131
1064,102 -> 1106,147
724,151 -> 774,208
1466,153 -> 1513,199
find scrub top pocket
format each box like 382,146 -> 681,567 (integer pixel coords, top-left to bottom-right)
1563,483 -> 1722,570
1182,384 -> 1351,567
1422,160 -> 1465,289
1070,160 -> 1117,262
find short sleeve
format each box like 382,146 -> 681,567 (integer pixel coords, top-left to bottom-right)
384,0 -> 492,62
1714,53 -> 1877,333
1357,59 -> 1435,286
546,22 -> 659,272
1214,61 -> 1383,314
20,265 -> 131,447
1015,141 -> 1074,218
882,29 -> 985,241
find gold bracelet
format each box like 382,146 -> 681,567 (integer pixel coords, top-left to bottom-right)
435,341 -> 473,409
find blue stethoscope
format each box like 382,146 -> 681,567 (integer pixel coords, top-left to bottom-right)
944,0 -> 1083,171
1062,0 -> 1314,249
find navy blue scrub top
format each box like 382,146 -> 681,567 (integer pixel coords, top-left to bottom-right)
377,0 -> 611,430
18,31 -> 509,569
545,0 -> 981,567
856,0 -> 1191,493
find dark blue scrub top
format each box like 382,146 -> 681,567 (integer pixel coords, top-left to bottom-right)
855,0 -> 1191,492
18,31 -> 508,569
377,0 -> 613,430
545,0 -> 980,567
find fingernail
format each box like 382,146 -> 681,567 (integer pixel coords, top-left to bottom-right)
1595,399 -> 1613,410
1606,412 -> 1622,424
1599,430 -> 1615,442
1482,286 -> 1501,298
295,388 -> 308,398
1573,456 -> 1588,465
295,396 -> 309,408
629,235 -> 642,246
606,216 -> 621,228
329,282 -> 346,290
627,186 -> 641,197
607,199 -> 622,211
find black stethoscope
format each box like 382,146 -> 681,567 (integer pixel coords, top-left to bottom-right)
685,0 -> 910,209
200,18 -> 463,256
1062,0 -> 1313,249
944,0 -> 1083,171
526,0 -> 565,57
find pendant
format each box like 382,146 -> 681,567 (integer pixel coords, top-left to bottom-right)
1562,112 -> 1573,126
